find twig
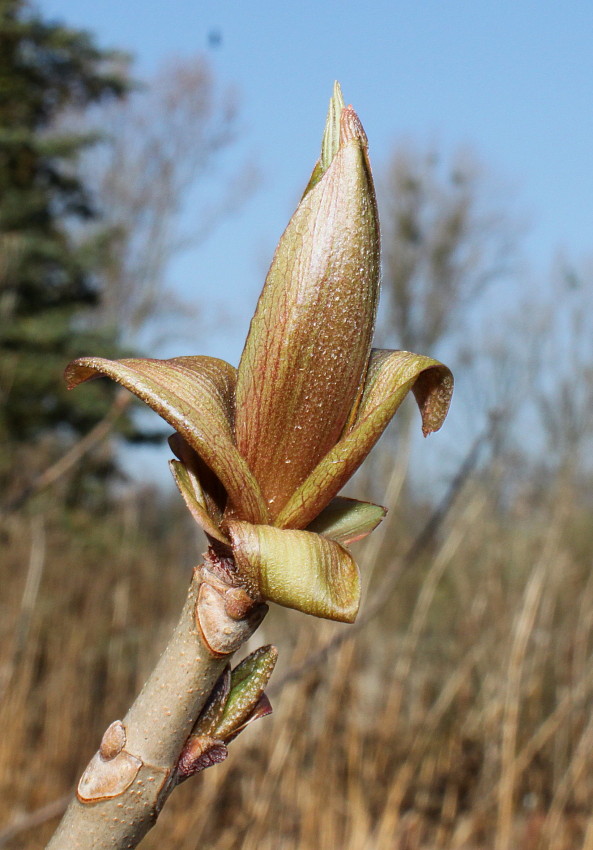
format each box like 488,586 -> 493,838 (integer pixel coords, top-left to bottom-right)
44,563 -> 266,849
1,390 -> 131,517
4,415 -> 487,847
0,794 -> 73,848
0,515 -> 46,699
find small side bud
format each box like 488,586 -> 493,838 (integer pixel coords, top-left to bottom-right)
216,645 -> 278,742
99,720 -> 126,760
195,579 -> 268,656
77,719 -> 148,803
224,586 -> 257,620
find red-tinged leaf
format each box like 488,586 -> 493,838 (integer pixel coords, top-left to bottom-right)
306,496 -> 386,544
169,460 -> 230,544
227,521 -> 361,623
65,355 -> 269,524
357,349 -> 454,437
177,735 -> 228,780
276,350 -> 453,529
169,432 -> 227,526
234,104 -> 380,520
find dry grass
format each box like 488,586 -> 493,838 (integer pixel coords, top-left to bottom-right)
2,463 -> 593,849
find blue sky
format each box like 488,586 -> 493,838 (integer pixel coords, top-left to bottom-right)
41,0 -> 593,485
42,0 -> 593,265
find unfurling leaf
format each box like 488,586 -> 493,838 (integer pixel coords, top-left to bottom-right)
65,83 -> 453,634
227,522 -> 361,623
190,647 -> 277,753
306,496 -> 386,544
65,355 -> 268,524
168,432 -> 227,525
169,460 -> 229,544
356,349 -> 454,438
276,350 -> 453,530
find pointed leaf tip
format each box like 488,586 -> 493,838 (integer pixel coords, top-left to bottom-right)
412,365 -> 455,437
320,80 -> 346,173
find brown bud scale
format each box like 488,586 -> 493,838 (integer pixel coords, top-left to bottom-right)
177,735 -> 228,780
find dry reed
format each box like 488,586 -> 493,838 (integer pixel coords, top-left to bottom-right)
2,459 -> 593,850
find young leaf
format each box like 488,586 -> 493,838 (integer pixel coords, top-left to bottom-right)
227,522 -> 361,623
169,432 -> 227,526
169,460 -> 230,544
349,349 -> 454,437
65,355 -> 269,524
276,350 -> 453,530
302,80 -> 346,197
306,496 -> 386,544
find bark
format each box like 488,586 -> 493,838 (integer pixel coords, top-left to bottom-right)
46,558 -> 267,849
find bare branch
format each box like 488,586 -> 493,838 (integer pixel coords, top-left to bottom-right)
80,56 -> 257,341
379,145 -> 517,353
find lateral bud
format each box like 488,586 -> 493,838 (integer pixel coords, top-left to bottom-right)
195,569 -> 267,656
99,719 -> 126,760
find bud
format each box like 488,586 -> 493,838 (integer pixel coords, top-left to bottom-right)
234,86 -> 380,520
64,83 -> 453,624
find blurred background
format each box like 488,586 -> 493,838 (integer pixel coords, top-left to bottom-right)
2,1 -> 593,848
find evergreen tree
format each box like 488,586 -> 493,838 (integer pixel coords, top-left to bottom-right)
0,0 -> 137,498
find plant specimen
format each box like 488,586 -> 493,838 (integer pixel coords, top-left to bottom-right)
47,82 -> 453,849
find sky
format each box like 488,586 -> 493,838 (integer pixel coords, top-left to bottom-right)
40,0 -> 593,487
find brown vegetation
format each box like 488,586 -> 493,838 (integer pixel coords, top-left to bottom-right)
1,41 -> 591,844
2,441 -> 593,850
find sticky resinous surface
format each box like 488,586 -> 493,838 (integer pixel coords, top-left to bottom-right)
234,106 -> 380,522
